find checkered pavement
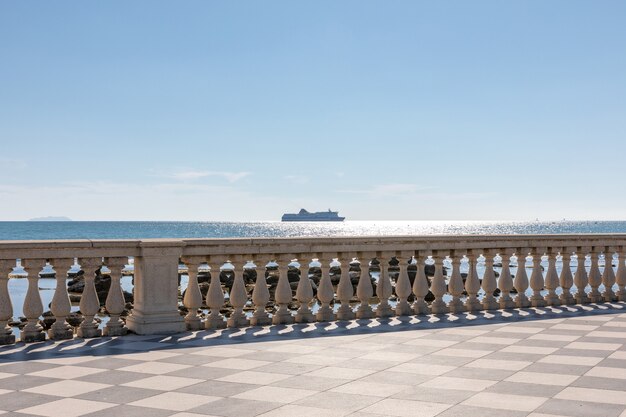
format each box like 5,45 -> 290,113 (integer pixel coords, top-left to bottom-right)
1,304 -> 626,417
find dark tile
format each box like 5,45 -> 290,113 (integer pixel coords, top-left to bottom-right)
83,404 -> 174,417
536,398 -> 625,417
177,380 -> 261,397
187,398 -> 281,417
0,391 -> 59,411
0,375 -> 58,391
485,381 -> 563,397
571,375 -> 626,391
75,385 -> 162,404
77,370 -> 150,385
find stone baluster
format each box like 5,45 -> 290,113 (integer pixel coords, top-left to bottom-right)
395,253 -> 413,316
227,259 -> 249,327
430,253 -> 449,314
0,260 -> 16,345
529,250 -> 546,308
616,248 -> 626,302
543,249 -> 561,306
355,253 -> 374,319
376,256 -> 394,317
77,258 -> 103,338
588,249 -> 602,303
21,259 -> 46,342
514,250 -> 530,308
412,253 -> 430,314
574,249 -> 590,304
250,258 -> 271,326
559,250 -> 575,305
447,252 -> 465,313
295,256 -> 314,323
316,255 -> 336,322
48,258 -> 74,340
205,259 -> 226,329
601,247 -> 616,302
273,256 -> 295,324
336,256 -> 355,321
481,251 -> 499,310
182,257 -> 203,330
498,251 -> 515,309
104,257 -> 128,336
464,252 -> 481,312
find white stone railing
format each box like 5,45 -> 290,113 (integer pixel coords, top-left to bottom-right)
1,235 -> 626,344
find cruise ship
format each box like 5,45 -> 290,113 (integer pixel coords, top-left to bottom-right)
281,209 -> 345,222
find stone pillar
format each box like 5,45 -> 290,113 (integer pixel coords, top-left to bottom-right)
272,256 -> 295,325
182,257 -> 204,331
48,258 -> 74,340
447,252 -> 465,313
616,248 -> 626,302
514,250 -> 530,308
559,250 -> 576,305
588,250 -> 602,303
0,260 -> 15,345
376,256 -> 394,318
574,249 -> 590,304
205,258 -> 226,329
77,258 -> 103,338
21,259 -> 46,343
430,253 -> 449,314
498,251 -> 515,309
103,257 -> 128,336
412,253 -> 430,315
316,255 -> 336,322
601,247 -> 617,302
355,254 -> 374,319
227,259 -> 250,328
395,254 -> 413,316
465,252 -> 482,312
295,256 -> 314,323
336,256 -> 355,321
481,251 -> 499,310
529,250 -> 546,308
126,242 -> 186,335
250,258 -> 271,326
543,249 -> 561,306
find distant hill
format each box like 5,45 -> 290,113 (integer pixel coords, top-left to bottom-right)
29,216 -> 73,221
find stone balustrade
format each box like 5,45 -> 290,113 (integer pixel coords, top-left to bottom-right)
1,235 -> 626,344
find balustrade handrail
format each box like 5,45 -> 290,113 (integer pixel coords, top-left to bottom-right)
1,234 -> 625,347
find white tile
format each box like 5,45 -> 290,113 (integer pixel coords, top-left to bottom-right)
552,324 -> 598,331
588,331 -> 626,339
467,336 -> 522,345
115,351 -> 180,361
23,380 -> 110,397
603,321 -> 626,328
217,370 -> 292,385
129,392 -> 220,411
420,376 -> 497,392
564,342 -> 621,351
387,363 -> 455,376
203,358 -> 271,370
361,398 -> 451,417
117,361 -> 191,375
528,334 -> 580,342
0,372 -> 17,380
330,380 -> 407,397
585,366 -> 626,380
401,338 -> 458,348
432,348 -> 492,358
193,347 -> 257,357
284,354 -> 347,366
499,345 -> 558,355
555,387 -> 626,405
505,371 -> 579,386
462,392 -> 547,412
609,351 -> 626,360
16,398 -> 116,417
465,359 -> 531,371
27,365 -> 106,380
122,375 -> 204,391
305,366 -> 376,380
256,404 -> 349,417
233,386 -> 317,403
35,356 -> 99,366
538,355 -> 603,366
495,326 -> 544,334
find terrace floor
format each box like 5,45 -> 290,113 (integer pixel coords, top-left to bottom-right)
1,304 -> 626,417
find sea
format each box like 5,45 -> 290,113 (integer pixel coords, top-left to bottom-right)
2,220 -> 625,327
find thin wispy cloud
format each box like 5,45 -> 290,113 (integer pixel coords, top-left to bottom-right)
283,175 -> 309,184
168,170 -> 251,183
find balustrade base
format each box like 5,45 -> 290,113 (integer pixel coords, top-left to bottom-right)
250,314 -> 272,326
104,325 -> 128,337
465,297 -> 482,312
499,297 -> 515,309
515,294 -> 531,308
205,316 -> 227,329
336,305 -> 355,321
0,334 -> 16,345
603,290 -> 616,302
295,309 -> 315,323
227,313 -> 249,328
77,326 -> 102,338
185,318 -> 204,331
544,295 -> 560,306
316,305 -> 335,322
396,301 -> 414,316
376,303 -> 394,318
48,328 -> 74,340
126,311 -> 186,335
618,292 -> 626,302
412,300 -> 429,315
559,293 -> 575,305
21,331 -> 45,343
272,312 -> 294,325
356,306 -> 374,319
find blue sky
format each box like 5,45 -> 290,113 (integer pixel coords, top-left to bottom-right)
1,1 -> 625,221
